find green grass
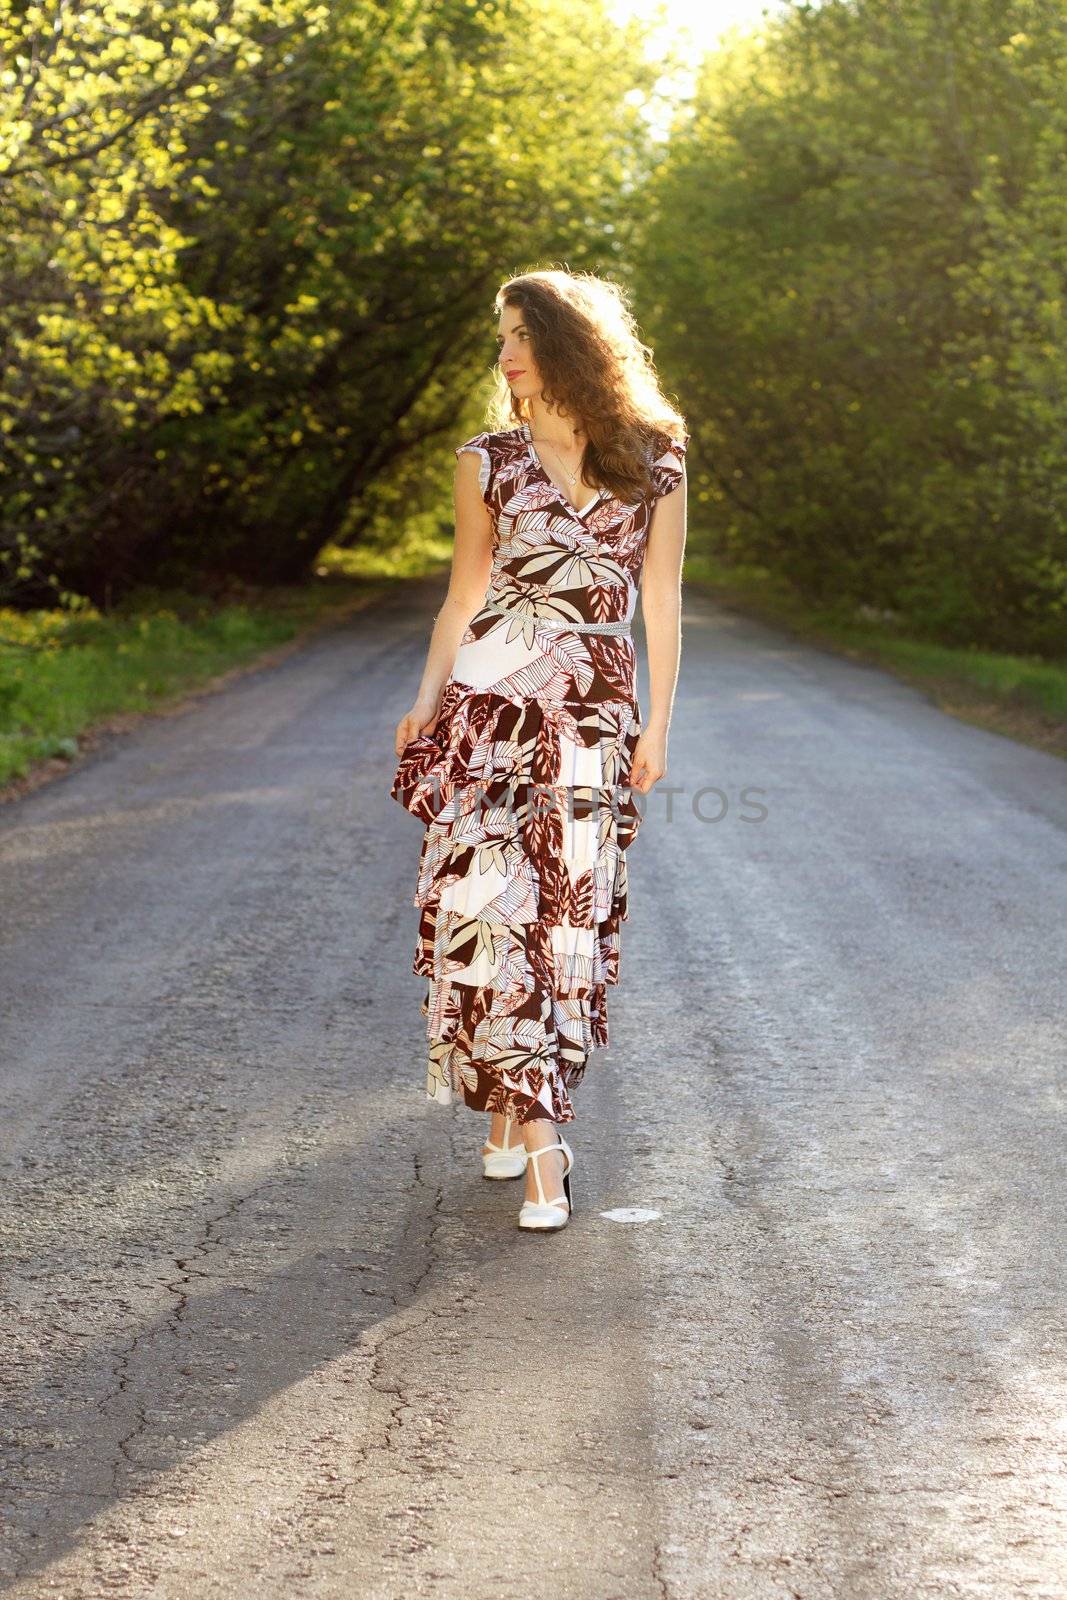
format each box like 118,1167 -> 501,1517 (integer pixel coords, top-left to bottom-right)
683,552 -> 1067,758
0,569 -> 393,791
0,510 -> 457,794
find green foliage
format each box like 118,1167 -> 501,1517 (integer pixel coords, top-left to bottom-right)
7,0 -> 1063,663
636,0 -> 1067,655
0,0 -> 658,608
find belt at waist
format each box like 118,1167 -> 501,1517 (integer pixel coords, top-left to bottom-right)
481,598 -> 632,635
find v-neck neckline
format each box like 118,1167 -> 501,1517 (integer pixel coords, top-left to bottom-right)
521,421 -> 605,520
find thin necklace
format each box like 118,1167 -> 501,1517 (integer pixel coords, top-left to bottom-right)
531,426 -> 584,486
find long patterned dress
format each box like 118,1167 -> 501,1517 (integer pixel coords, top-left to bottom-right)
390,419 -> 688,1125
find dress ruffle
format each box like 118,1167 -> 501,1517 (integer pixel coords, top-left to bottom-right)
392,676 -> 643,1124
454,436 -> 493,502
650,432 -> 689,501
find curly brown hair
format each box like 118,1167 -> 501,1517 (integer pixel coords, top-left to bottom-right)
485,268 -> 688,505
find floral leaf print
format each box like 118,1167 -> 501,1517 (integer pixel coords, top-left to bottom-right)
389,730 -> 445,818
532,715 -> 561,786
586,634 -> 635,697
571,869 -> 596,930
542,631 -> 594,696
493,574 -> 554,607
474,840 -> 508,878
651,437 -> 689,500
512,547 -> 623,591
597,803 -> 619,852
493,652 -> 574,704
488,578 -> 591,631
505,508 -> 572,557
526,921 -> 556,1001
425,979 -> 461,1041
588,581 -> 623,622
571,706 -> 603,747
443,914 -> 498,971
495,452 -> 535,510
427,1038 -> 456,1098
540,854 -> 570,925
555,947 -> 594,995
473,919 -> 500,966
509,1015 -> 549,1049
497,609 -> 541,651
495,945 -> 535,1008
601,735 -> 624,790
523,786 -> 564,862
510,723 -> 542,780
484,870 -> 539,927
612,504 -> 653,565
534,595 -> 589,626
492,1041 -> 558,1080
471,1010 -> 519,1058
555,997 -> 594,1049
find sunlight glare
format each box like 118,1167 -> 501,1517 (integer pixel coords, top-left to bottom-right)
608,0 -> 788,55
607,0 -> 789,135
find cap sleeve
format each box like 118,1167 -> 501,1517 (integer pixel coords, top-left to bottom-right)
650,431 -> 689,501
454,432 -> 494,506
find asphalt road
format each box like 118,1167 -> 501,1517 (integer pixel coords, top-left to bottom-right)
1,575 -> 1065,1600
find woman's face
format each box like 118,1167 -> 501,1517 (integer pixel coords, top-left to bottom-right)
496,306 -> 540,400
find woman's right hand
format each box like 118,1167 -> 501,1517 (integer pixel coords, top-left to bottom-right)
394,696 -> 443,757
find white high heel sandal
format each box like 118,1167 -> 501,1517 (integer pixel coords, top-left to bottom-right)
517,1136 -> 574,1231
481,1117 -> 529,1180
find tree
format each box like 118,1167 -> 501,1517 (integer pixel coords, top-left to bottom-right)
636,0 -> 1067,653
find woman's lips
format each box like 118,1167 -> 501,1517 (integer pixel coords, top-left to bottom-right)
506,371 -> 524,380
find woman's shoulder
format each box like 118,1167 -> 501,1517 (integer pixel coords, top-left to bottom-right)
454,425 -> 528,504
648,424 -> 689,460
647,425 -> 689,501
456,424 -> 526,449
454,424 -> 525,479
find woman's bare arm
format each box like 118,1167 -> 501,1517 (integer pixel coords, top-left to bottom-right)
394,451 -> 495,754
631,466 -> 687,793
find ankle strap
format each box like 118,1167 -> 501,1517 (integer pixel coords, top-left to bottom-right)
526,1140 -> 565,1161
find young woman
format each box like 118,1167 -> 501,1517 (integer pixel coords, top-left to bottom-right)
390,267 -> 688,1233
